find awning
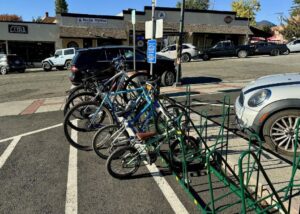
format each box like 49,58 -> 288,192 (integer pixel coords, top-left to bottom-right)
249,26 -> 272,38
60,26 -> 127,39
132,21 -> 252,35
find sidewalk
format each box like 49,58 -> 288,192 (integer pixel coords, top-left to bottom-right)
0,81 -> 248,117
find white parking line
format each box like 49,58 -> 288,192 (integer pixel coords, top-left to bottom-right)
0,123 -> 62,143
145,163 -> 189,214
65,120 -> 78,214
0,136 -> 21,169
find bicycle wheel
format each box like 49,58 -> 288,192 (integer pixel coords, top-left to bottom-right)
64,91 -> 98,116
122,73 -> 151,103
63,101 -> 114,150
106,146 -> 141,179
170,136 -> 200,164
155,104 -> 190,135
93,124 -> 129,159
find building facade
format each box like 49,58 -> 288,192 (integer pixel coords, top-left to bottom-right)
0,6 -> 252,64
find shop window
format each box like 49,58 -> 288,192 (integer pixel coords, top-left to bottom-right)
67,41 -> 79,48
64,49 -> 75,55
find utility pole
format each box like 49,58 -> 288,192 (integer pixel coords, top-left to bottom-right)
132,9 -> 136,71
150,0 -> 156,77
175,0 -> 185,86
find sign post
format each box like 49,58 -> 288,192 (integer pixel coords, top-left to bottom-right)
131,9 -> 136,71
150,0 -> 156,76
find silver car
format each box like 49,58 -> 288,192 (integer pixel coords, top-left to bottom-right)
235,73 -> 300,156
287,39 -> 300,53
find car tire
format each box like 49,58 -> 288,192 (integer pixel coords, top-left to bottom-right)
283,49 -> 290,55
43,62 -> 52,71
65,60 -> 72,70
181,53 -> 191,63
262,109 -> 300,157
161,70 -> 176,86
17,69 -> 25,73
238,50 -> 248,58
202,54 -> 210,61
0,67 -> 8,75
270,49 -> 280,56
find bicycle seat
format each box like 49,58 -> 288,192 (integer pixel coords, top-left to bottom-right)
136,132 -> 157,141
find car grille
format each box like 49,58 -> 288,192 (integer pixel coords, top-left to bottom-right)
239,92 -> 244,106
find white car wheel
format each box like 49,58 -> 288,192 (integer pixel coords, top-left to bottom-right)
263,110 -> 300,156
0,67 -> 7,75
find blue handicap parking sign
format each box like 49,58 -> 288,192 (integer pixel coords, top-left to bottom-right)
147,40 -> 157,64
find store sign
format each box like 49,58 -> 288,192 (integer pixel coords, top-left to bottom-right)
224,16 -> 233,24
8,25 -> 28,34
77,18 -> 108,24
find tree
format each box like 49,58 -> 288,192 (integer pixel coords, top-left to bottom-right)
32,16 -> 43,22
176,0 -> 209,10
55,0 -> 68,14
282,0 -> 300,40
232,0 -> 261,25
0,14 -> 22,21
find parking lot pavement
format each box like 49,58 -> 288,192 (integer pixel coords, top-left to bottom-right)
0,111 -> 200,214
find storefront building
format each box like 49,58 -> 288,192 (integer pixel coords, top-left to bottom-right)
0,6 -> 252,64
56,13 -> 128,49
0,21 -> 58,65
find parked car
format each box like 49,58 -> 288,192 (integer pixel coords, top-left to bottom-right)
157,43 -> 199,62
0,54 -> 26,75
235,73 -> 300,156
200,40 -> 255,61
42,48 -> 77,71
287,39 -> 300,52
252,42 -> 289,56
69,46 -> 177,86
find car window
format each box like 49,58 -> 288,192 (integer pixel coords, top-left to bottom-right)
183,45 -> 189,49
121,49 -> 145,61
64,49 -> 74,55
168,45 -> 176,51
295,40 -> 300,44
55,50 -> 62,56
223,42 -> 231,48
90,50 -> 106,62
105,49 -> 121,61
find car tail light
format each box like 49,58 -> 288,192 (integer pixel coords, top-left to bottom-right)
71,65 -> 78,73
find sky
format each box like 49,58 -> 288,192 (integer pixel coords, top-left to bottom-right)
0,0 -> 294,24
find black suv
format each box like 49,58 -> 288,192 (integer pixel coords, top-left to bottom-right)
69,46 -> 176,86
0,54 -> 26,75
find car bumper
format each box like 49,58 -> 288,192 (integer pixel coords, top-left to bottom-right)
235,97 -> 259,131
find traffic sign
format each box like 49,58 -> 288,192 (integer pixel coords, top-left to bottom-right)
147,40 -> 157,64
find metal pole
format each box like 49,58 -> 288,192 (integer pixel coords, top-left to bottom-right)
175,0 -> 185,86
5,40 -> 9,54
133,21 -> 136,71
150,0 -> 156,77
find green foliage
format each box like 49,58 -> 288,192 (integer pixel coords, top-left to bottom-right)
231,0 -> 261,25
32,16 -> 43,22
0,14 -> 22,21
282,16 -> 300,40
176,0 -> 209,10
291,0 -> 300,17
55,0 -> 68,14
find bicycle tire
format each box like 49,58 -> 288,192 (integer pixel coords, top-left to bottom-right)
63,91 -> 98,116
93,124 -> 129,159
63,101 -> 114,150
106,146 -> 141,179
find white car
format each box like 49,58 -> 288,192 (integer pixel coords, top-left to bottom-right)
157,43 -> 199,62
287,39 -> 300,52
235,73 -> 300,156
42,48 -> 76,71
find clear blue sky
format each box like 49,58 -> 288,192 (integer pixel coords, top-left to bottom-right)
0,0 -> 294,24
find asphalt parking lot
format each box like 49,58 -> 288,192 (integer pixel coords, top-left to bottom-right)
0,53 -> 300,213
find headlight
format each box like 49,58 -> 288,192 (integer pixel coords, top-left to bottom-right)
248,89 -> 271,107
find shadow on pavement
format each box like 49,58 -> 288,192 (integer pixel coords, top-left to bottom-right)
181,76 -> 222,85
